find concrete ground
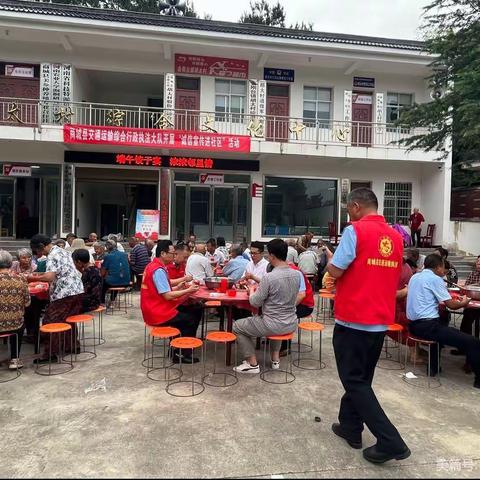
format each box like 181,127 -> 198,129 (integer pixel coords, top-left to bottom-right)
1,293 -> 480,479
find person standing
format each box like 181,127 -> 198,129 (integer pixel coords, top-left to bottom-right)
129,237 -> 151,290
408,208 -> 425,248
326,188 -> 410,464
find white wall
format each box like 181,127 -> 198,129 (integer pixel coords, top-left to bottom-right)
449,221 -> 480,256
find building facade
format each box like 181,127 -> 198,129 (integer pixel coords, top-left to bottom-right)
0,0 -> 452,245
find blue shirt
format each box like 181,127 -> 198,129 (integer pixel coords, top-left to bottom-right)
407,269 -> 451,321
102,250 -> 130,286
153,269 -> 171,294
298,270 -> 306,292
222,256 -> 249,282
331,225 -> 387,332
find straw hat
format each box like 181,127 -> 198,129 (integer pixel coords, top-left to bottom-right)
66,238 -> 87,252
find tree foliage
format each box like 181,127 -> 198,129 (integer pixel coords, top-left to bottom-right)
397,0 -> 480,167
290,21 -> 314,31
239,0 -> 286,27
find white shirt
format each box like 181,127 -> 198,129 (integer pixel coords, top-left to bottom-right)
287,246 -> 299,264
116,243 -> 125,252
206,250 -> 225,265
186,253 -> 214,283
298,250 -> 318,275
243,257 -> 269,284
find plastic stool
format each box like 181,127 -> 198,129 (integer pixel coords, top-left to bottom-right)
0,332 -> 21,382
291,315 -> 314,354
202,331 -> 238,387
166,337 -> 204,397
316,291 -> 335,324
293,321 -> 326,370
260,332 -> 295,384
147,326 -> 182,382
378,323 -> 404,371
86,306 -> 106,346
65,314 -> 96,362
404,335 -> 441,388
201,300 -> 222,338
106,287 -> 128,314
36,323 -> 74,376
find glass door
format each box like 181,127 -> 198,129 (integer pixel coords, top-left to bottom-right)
190,186 -> 211,241
41,178 -> 60,237
234,187 -> 249,243
0,179 -> 15,238
213,187 -> 234,241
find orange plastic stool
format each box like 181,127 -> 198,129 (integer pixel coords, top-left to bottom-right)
203,331 -> 238,388
404,335 -> 441,388
86,306 -> 106,346
65,314 -> 96,362
0,332 -> 21,382
36,323 -> 74,376
201,300 -> 223,338
261,332 -> 296,384
378,323 -> 404,371
166,337 -> 204,397
147,326 -> 181,382
316,291 -> 335,324
293,321 -> 326,370
106,287 -> 128,314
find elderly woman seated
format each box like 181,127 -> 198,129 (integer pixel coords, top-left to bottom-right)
11,248 -> 37,276
92,242 -> 106,262
0,250 -> 31,370
72,249 -> 102,313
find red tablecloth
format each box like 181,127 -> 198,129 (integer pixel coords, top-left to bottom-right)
28,282 -> 49,300
191,286 -> 250,308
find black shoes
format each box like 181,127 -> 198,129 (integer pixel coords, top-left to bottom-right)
331,423 -> 362,449
362,445 -> 411,464
172,354 -> 199,364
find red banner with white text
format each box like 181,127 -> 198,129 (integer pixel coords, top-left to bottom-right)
63,125 -> 251,153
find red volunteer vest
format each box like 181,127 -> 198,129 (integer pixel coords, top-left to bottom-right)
166,262 -> 185,280
289,264 -> 315,308
334,215 -> 403,326
141,258 -> 180,326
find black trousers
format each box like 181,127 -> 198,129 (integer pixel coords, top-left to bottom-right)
163,310 -> 198,338
333,324 -> 407,453
409,318 -> 480,379
460,308 -> 480,338
411,229 -> 421,247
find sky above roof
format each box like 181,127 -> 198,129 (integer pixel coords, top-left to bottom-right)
193,0 -> 430,40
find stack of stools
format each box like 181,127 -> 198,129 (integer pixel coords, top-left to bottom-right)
147,326 -> 182,382
106,287 -> 128,315
404,335 -> 441,388
35,323 -> 74,376
378,323 -> 404,370
0,332 -> 21,382
203,331 -> 237,388
166,337 -> 204,397
293,320 -> 326,371
65,314 -> 96,362
316,289 -> 336,325
200,300 -> 223,339
260,333 -> 295,384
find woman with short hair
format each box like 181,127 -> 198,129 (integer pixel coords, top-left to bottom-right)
11,248 -> 37,275
72,249 -> 102,313
0,250 -> 31,370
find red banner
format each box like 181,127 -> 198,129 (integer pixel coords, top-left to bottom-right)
64,125 -> 251,153
175,53 -> 249,79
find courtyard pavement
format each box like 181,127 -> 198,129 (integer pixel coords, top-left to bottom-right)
1,293 -> 480,478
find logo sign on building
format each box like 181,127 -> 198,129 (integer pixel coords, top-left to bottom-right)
199,173 -> 224,185
2,165 -> 32,177
5,64 -> 34,78
352,94 -> 373,105
248,80 -> 258,116
353,76 -> 375,89
64,125 -> 251,153
263,68 -> 295,82
175,54 -> 249,79
252,183 -> 263,198
135,210 -> 160,240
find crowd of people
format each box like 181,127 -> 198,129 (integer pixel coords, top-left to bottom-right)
0,189 -> 480,465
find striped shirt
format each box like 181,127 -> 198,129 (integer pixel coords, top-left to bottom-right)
130,244 -> 151,274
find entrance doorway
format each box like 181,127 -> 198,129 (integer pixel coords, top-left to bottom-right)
175,76 -> 200,131
352,92 -> 373,146
266,84 -> 290,141
174,184 -> 249,243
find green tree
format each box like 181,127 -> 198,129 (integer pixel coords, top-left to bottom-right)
239,0 -> 286,27
290,21 -> 313,31
397,0 -> 480,172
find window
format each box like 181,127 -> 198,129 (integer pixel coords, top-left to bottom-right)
303,87 -> 332,127
386,92 -> 413,125
383,182 -> 412,225
215,80 -> 246,122
263,177 -> 337,237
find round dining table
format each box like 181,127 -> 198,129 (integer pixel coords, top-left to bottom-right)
190,286 -> 253,365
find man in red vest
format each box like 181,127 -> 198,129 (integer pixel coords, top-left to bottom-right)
326,188 -> 410,464
141,240 -> 200,363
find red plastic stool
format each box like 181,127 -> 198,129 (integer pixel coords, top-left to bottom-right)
36,323 -> 74,376
261,332 -> 296,384
293,321 -> 326,370
147,326 -> 182,382
65,314 -> 96,362
202,331 -> 237,388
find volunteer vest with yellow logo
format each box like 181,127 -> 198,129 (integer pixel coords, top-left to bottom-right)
334,215 -> 403,326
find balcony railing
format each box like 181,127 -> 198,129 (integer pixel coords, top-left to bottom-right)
0,97 -> 427,149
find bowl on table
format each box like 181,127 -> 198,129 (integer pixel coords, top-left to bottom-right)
462,285 -> 480,301
204,276 -> 235,290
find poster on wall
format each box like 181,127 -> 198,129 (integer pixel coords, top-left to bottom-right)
135,210 -> 160,240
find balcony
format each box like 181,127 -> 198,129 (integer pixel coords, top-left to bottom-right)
0,97 -> 428,150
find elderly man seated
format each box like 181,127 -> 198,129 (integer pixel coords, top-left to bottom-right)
222,244 -> 249,282
186,243 -> 214,283
233,239 -> 300,373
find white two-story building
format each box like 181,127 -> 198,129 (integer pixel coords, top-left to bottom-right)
0,0 -> 451,245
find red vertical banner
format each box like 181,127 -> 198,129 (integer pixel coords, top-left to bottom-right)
160,169 -> 170,236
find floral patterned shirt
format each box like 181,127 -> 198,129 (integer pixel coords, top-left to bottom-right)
46,245 -> 84,302
0,273 -> 31,333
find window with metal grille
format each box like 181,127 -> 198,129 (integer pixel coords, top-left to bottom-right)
383,182 -> 412,225
386,92 -> 413,132
215,80 -> 246,122
303,87 -> 333,127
